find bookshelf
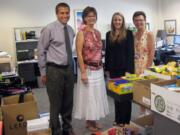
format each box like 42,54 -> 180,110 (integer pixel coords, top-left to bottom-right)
14,26 -> 43,87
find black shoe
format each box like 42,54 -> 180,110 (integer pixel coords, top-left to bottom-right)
51,129 -> 62,135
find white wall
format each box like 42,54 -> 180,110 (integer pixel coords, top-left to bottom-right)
159,0 -> 180,33
159,0 -> 180,44
0,0 -> 159,64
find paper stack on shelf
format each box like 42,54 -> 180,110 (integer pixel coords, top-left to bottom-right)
15,29 -> 21,41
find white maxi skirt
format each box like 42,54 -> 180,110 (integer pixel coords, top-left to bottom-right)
74,67 -> 109,120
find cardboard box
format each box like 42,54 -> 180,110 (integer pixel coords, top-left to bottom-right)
2,93 -> 38,135
131,114 -> 154,135
28,128 -> 51,135
144,70 -> 174,80
176,79 -> 180,87
151,80 -> 180,123
133,79 -> 161,108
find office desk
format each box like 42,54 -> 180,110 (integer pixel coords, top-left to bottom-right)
154,48 -> 175,65
17,57 -> 78,87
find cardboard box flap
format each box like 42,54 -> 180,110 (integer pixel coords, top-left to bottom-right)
144,70 -> 173,80
2,101 -> 38,120
133,114 -> 153,127
133,79 -> 162,89
151,80 -> 180,93
152,80 -> 176,86
3,93 -> 35,105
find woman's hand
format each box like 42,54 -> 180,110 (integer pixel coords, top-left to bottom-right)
81,72 -> 88,84
41,75 -> 47,85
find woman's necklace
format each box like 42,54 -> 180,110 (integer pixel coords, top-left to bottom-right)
136,31 -> 144,41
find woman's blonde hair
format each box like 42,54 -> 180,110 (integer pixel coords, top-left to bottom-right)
110,12 -> 127,43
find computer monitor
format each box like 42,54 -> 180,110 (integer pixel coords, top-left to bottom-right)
174,35 -> 180,45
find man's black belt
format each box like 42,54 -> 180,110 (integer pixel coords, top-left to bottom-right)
47,62 -> 69,69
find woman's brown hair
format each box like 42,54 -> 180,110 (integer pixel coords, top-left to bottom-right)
110,12 -> 127,43
82,6 -> 97,24
132,11 -> 146,21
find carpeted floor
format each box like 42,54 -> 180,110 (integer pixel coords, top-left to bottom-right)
32,85 -> 140,135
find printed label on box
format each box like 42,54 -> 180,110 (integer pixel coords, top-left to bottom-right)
142,97 -> 151,106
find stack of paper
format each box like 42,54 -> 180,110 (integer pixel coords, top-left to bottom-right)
0,51 -> 8,57
27,116 -> 49,132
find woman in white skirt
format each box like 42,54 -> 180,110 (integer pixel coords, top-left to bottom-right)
74,6 -> 109,132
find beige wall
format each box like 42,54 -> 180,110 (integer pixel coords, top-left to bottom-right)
159,0 -> 180,33
159,0 -> 180,44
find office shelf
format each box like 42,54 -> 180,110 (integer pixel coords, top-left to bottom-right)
15,39 -> 38,43
14,27 -> 43,87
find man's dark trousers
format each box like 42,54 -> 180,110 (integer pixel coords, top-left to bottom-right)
46,64 -> 74,135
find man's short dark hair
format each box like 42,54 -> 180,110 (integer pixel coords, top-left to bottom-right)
82,6 -> 97,24
133,11 -> 146,21
55,2 -> 70,14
